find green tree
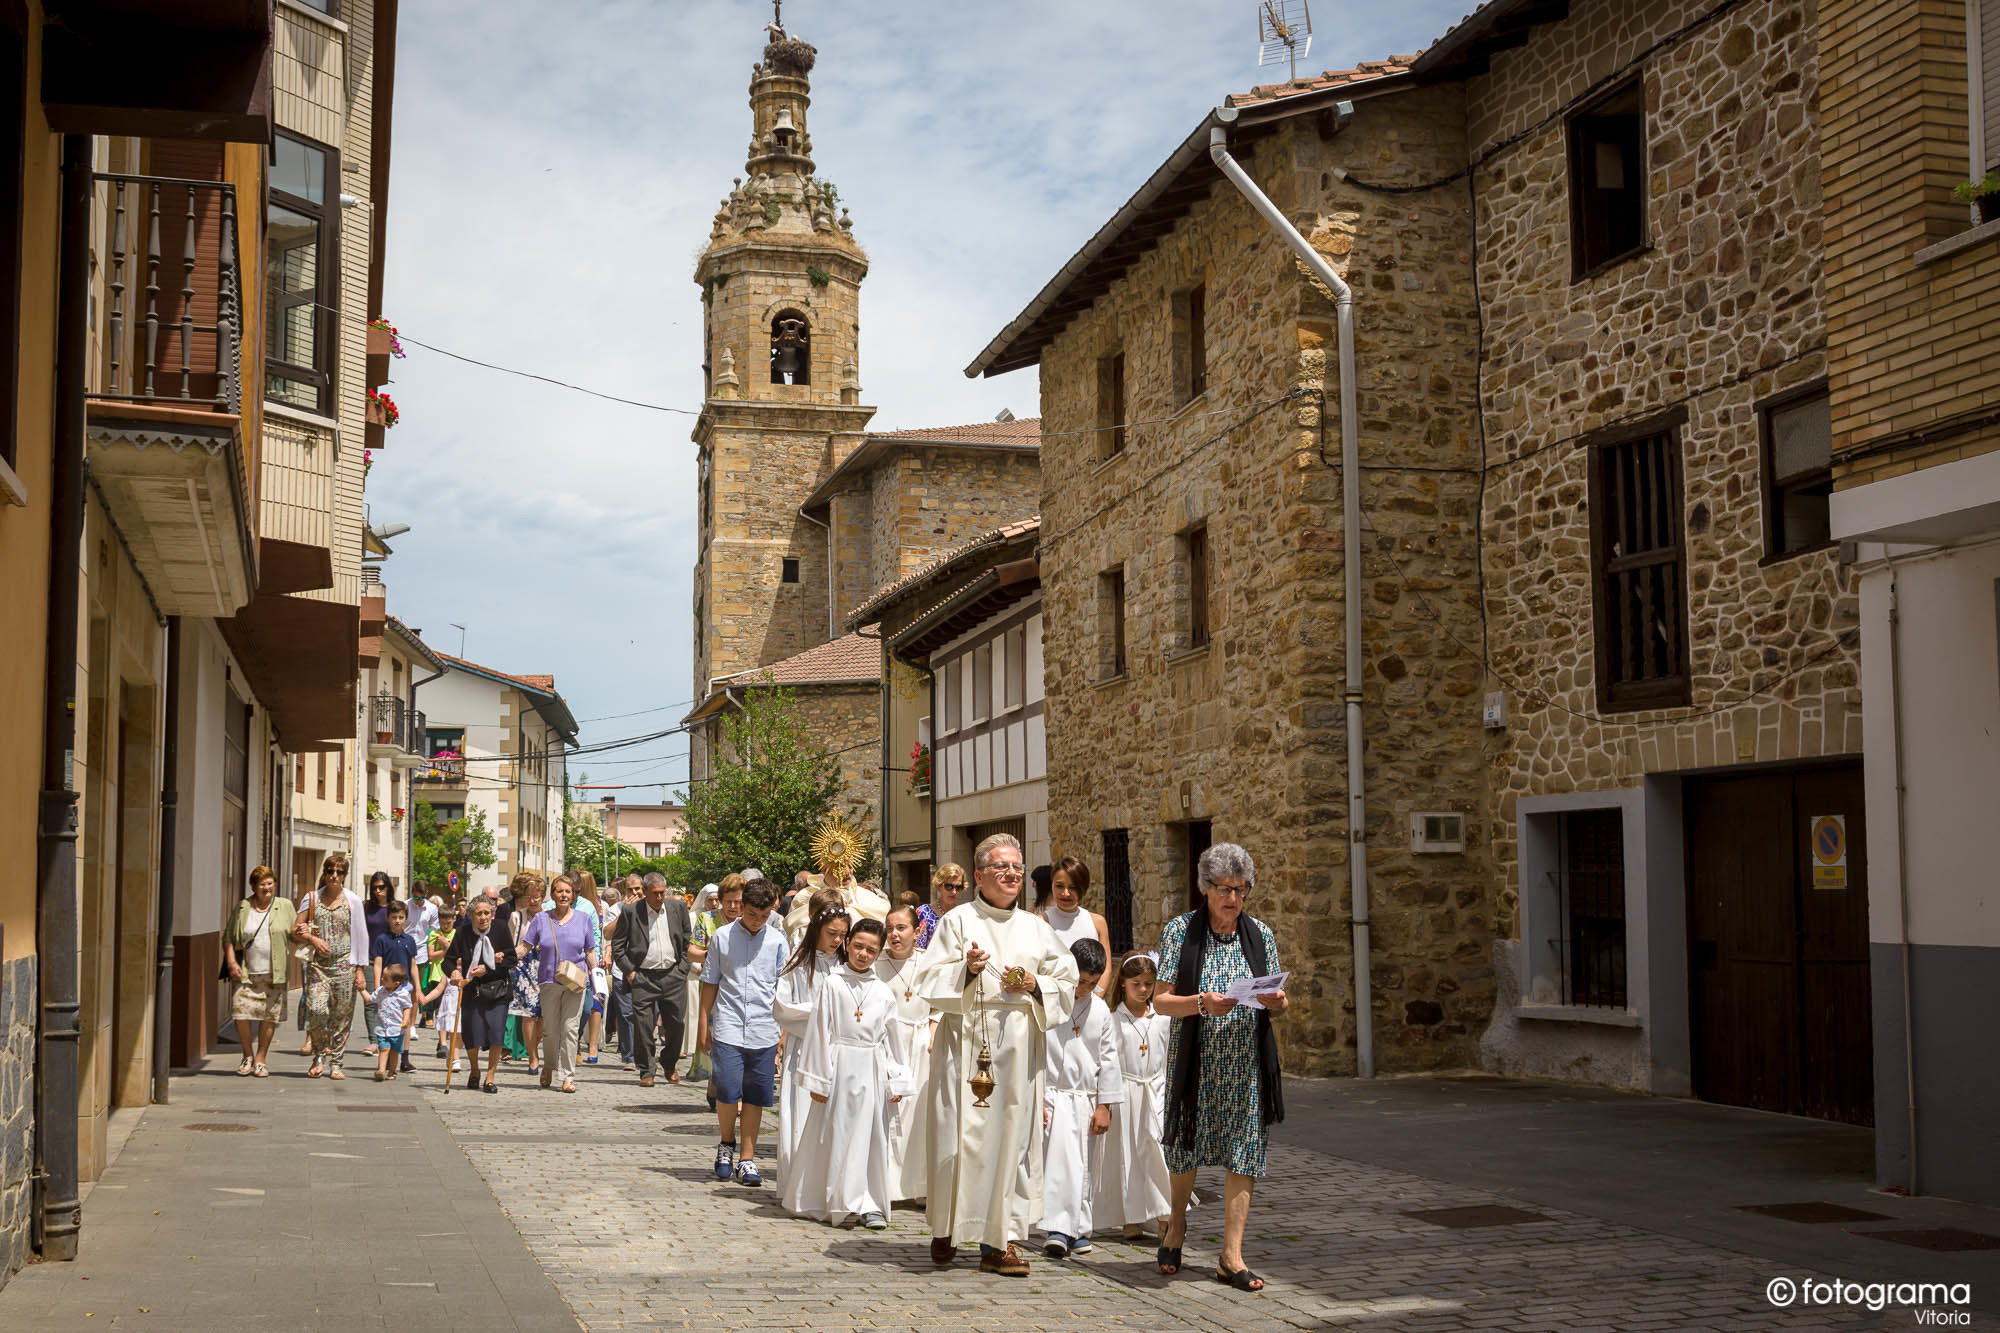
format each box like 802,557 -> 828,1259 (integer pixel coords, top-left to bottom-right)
665,682 -> 874,889
412,796 -> 496,893
562,798 -> 650,885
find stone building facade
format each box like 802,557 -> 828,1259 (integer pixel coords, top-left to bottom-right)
1820,0 -> 2000,1203
973,78 -> 1492,1077
973,0 -> 1867,1094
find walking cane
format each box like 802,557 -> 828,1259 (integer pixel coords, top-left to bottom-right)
442,980 -> 463,1095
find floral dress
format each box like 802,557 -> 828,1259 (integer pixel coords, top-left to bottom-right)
1156,913 -> 1279,1178
508,910 -> 542,1019
305,897 -> 358,1069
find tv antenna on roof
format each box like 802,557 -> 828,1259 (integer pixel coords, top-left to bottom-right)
1257,0 -> 1313,81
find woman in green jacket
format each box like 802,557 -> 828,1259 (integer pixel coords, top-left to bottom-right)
226,865 -> 297,1077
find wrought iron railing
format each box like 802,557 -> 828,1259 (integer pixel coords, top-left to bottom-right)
370,693 -> 408,750
94,173 -> 241,412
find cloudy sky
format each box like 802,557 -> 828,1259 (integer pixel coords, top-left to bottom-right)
371,0 -> 1469,798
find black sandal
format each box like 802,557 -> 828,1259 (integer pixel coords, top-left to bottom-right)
1157,1245 -> 1182,1275
481,1078 -> 498,1094
1215,1265 -> 1264,1292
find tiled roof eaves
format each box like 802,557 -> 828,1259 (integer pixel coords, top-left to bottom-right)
966,71 -> 1413,379
1225,58 -> 1417,108
385,615 -> 446,672
844,516 -> 1040,630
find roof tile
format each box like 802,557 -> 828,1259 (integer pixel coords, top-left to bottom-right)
847,516 -> 1041,628
1225,57 -> 1419,108
868,418 -> 1042,444
717,631 -> 882,686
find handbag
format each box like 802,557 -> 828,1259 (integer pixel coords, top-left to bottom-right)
220,904 -> 273,982
557,959 -> 588,994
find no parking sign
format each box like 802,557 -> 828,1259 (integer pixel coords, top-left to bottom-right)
448,870 -> 461,891
1810,814 -> 1847,890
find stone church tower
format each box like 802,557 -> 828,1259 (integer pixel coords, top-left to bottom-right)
690,13 -> 874,710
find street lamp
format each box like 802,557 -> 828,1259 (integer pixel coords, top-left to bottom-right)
459,832 -> 473,899
600,795 -> 616,885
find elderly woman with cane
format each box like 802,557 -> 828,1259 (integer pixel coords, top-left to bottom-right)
1153,842 -> 1288,1292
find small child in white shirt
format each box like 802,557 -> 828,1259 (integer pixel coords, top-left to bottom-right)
370,964 -> 439,1081
1041,938 -> 1122,1258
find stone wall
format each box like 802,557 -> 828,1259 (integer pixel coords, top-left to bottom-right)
0,953 -> 36,1291
1466,0 -> 1859,955
1820,0 -> 2000,490
867,449 -> 1041,592
706,681 -> 882,840
1037,86 -> 1493,1075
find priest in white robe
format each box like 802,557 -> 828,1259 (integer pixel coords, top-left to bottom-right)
917,833 -> 1079,1277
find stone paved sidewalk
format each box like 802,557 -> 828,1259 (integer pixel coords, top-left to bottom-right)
0,1030 -> 577,1332
423,1051 -> 1995,1331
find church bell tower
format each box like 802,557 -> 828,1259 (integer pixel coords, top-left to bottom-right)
690,7 -> 875,708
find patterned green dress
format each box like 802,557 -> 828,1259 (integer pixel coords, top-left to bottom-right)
1157,913 -> 1280,1178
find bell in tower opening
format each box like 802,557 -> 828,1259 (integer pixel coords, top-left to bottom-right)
771,310 -> 811,385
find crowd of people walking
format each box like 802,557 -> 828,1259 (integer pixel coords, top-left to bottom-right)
223,833 -> 1289,1290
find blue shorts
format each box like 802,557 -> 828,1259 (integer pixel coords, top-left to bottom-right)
710,1041 -> 776,1108
376,1032 -> 406,1055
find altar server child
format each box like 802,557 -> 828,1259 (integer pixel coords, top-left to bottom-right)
781,918 -> 912,1229
773,892 -> 850,1187
1096,951 -> 1172,1239
873,905 -> 931,1204
1040,938 -> 1122,1258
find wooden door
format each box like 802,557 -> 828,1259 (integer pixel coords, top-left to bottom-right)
1686,764 -> 1871,1125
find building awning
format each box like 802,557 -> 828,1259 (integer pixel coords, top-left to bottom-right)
219,591 -> 358,750
85,403 -> 254,618
41,0 -> 275,143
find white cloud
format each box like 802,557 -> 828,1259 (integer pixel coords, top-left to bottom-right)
372,0 -> 1470,793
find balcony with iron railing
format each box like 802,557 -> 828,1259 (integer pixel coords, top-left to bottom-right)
368,695 -> 429,768
85,173 -> 256,618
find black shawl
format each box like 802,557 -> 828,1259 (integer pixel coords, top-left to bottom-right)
1161,909 -> 1284,1154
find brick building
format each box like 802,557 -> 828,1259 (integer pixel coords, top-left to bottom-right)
684,15 -> 1039,840
1821,0 -> 2000,1205
972,0 -> 1865,1087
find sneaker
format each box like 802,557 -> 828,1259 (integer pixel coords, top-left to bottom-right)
713,1140 -> 736,1181
1071,1236 -> 1094,1255
1043,1233 -> 1070,1259
862,1212 -> 888,1231
735,1159 -> 762,1187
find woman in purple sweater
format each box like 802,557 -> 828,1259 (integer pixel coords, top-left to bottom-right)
516,873 -> 599,1093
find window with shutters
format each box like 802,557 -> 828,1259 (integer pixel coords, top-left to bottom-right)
1172,284 -> 1207,403
1182,524 -> 1211,649
1760,383 -> 1833,559
1587,412 -> 1690,711
295,755 -> 305,793
316,752 -> 327,799
1098,566 -> 1128,680
1971,0 -> 2000,184
265,131 -> 338,415
1566,79 -> 1647,279
1096,351 -> 1127,460
0,8 -> 24,476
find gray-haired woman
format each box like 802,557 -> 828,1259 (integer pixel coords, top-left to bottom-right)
1153,841 -> 1288,1292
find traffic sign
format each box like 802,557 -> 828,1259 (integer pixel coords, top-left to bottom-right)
1810,814 -> 1847,890
448,870 -> 461,891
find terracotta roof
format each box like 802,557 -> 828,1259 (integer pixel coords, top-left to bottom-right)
1225,58 -> 1419,108
846,516 -> 1040,630
868,418 -> 1042,444
439,652 -> 559,697
715,631 -> 882,687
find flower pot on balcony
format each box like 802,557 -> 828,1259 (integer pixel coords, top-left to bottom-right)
375,729 -> 393,744
366,324 -> 392,389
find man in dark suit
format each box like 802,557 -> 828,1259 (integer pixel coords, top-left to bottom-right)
613,871 -> 693,1086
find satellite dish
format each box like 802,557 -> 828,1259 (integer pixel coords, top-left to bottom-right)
1257,0 -> 1313,81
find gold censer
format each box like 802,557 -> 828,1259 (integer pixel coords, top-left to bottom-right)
969,1040 -> 996,1106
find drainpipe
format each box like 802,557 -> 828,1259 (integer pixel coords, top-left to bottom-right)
1886,568 -> 1919,1193
798,504 -> 833,642
1210,108 -> 1374,1077
35,133 -> 93,1262
152,617 -> 183,1104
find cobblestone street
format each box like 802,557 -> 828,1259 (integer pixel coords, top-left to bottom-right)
424,1054 -> 1996,1332
2,1036 -> 1994,1330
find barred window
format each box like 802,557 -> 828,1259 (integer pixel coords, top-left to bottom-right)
1588,413 -> 1689,711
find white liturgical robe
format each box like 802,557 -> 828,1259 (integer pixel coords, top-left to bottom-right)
780,964 -> 913,1223
918,893 -> 1080,1249
874,951 -> 932,1203
783,877 -> 890,949
774,952 -> 838,1185
1094,1003 -> 1172,1230
1041,991 -> 1123,1241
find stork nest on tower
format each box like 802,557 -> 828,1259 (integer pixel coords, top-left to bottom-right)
808,814 -> 867,887
763,36 -> 816,76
